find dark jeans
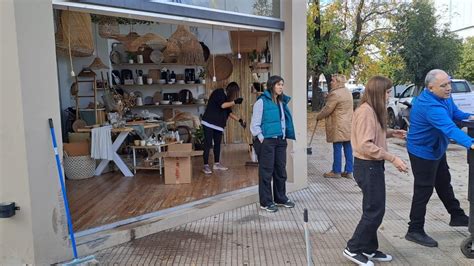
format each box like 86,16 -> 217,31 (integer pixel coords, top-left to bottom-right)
408,153 -> 465,233
202,125 -> 223,165
255,138 -> 289,207
347,158 -> 385,253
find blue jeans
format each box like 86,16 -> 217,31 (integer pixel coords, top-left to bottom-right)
332,141 -> 353,173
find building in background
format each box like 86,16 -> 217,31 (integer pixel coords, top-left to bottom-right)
435,0 -> 474,38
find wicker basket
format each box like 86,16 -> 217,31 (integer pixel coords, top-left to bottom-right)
63,155 -> 95,180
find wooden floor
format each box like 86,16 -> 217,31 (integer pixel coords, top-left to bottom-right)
67,144 -> 258,232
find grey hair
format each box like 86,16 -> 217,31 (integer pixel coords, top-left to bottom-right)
424,69 -> 446,87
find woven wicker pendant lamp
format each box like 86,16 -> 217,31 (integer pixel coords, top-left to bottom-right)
110,27 -> 141,52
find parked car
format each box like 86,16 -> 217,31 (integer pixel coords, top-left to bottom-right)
352,87 -> 364,109
307,83 -> 328,105
387,79 -> 474,129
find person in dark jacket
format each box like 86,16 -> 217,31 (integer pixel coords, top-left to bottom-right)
250,75 -> 296,213
201,82 -> 246,175
405,69 -> 474,248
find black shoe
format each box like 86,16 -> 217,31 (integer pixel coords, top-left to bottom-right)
363,250 -> 393,262
343,248 -> 374,266
260,203 -> 278,213
449,215 -> 469,227
405,231 -> 438,247
276,199 -> 295,208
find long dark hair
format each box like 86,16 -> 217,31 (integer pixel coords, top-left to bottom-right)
360,76 -> 392,130
225,81 -> 240,101
267,75 -> 284,103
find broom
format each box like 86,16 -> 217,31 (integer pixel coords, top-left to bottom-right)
48,119 -> 97,265
245,133 -> 259,167
307,120 -> 319,155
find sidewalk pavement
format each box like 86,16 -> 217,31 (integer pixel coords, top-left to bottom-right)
94,124 -> 472,265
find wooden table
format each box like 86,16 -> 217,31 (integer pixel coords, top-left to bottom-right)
78,123 -> 162,177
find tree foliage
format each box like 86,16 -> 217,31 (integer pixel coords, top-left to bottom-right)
307,0 -> 399,110
389,0 -> 462,87
456,37 -> 474,82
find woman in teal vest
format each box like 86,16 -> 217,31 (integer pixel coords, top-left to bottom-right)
250,75 -> 296,212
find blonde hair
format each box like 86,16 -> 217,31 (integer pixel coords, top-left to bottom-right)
332,74 -> 347,88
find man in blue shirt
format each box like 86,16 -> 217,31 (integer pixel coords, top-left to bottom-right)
405,69 -> 474,247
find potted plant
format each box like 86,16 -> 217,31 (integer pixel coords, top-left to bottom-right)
126,52 -> 135,64
249,49 -> 258,63
198,68 -> 206,84
192,125 -> 205,150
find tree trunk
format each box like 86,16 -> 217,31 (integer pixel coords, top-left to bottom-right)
311,73 -> 323,111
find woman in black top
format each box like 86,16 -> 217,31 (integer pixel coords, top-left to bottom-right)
201,82 -> 246,174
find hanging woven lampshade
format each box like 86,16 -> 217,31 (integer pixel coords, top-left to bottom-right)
169,25 -> 193,43
89,56 -> 109,70
163,39 -> 180,63
168,25 -> 204,65
55,10 -> 94,57
139,33 -> 168,51
110,32 -> 141,52
98,20 -> 119,38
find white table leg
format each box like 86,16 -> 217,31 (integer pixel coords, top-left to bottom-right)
94,131 -> 134,177
132,147 -> 137,175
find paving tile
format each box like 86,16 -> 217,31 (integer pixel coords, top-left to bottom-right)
95,125 -> 473,265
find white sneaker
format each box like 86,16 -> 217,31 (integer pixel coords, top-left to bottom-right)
213,163 -> 228,171
343,248 -> 374,266
202,165 -> 212,174
363,251 -> 393,262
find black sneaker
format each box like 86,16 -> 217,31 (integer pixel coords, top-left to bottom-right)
343,248 -> 374,266
363,250 -> 393,262
260,203 -> 278,213
405,231 -> 438,247
449,214 -> 469,227
276,200 -> 295,208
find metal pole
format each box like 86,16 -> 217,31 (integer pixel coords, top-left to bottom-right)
304,209 -> 312,266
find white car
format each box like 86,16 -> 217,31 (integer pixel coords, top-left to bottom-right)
387,79 -> 474,128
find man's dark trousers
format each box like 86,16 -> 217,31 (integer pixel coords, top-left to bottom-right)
408,153 -> 465,233
256,138 -> 289,207
347,158 -> 385,253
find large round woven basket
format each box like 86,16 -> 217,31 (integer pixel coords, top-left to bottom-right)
207,55 -> 233,81
64,155 -> 95,180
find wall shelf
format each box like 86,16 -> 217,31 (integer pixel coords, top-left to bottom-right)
250,62 -> 272,73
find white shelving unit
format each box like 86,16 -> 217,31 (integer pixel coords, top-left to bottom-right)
111,63 -> 207,117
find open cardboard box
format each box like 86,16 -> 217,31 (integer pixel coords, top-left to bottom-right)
162,143 -> 203,184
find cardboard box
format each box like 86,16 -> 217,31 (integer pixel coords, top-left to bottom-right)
63,142 -> 90,156
163,143 -> 203,184
68,132 -> 90,143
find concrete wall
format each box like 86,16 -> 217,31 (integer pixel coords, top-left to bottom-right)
281,0 -> 308,190
1,0 -> 70,264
